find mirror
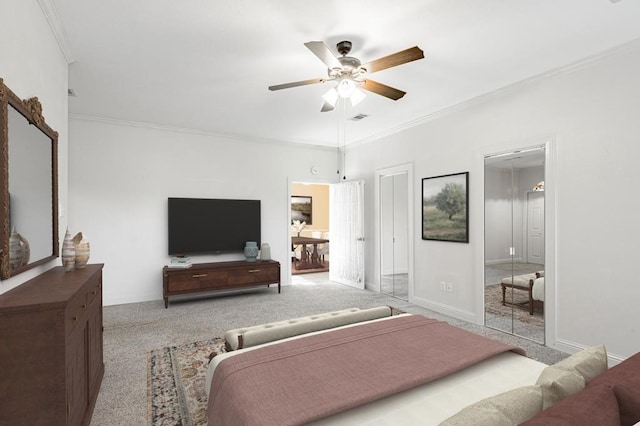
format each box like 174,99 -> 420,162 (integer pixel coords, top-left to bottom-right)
484,147 -> 545,343
380,172 -> 409,300
0,78 -> 59,279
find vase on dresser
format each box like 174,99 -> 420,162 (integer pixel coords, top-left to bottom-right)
62,228 -> 76,271
72,232 -> 91,268
8,227 -> 23,271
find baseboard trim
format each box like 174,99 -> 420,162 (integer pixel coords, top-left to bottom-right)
409,295 -> 477,323
555,337 -> 627,366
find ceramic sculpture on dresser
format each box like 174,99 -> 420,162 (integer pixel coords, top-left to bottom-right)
72,232 -> 90,268
61,228 -> 75,271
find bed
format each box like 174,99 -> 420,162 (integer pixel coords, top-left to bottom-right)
205,312 -> 547,425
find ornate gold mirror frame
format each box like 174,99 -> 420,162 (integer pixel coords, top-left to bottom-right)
0,78 -> 59,279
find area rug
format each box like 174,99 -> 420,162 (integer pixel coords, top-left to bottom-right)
485,283 -> 543,328
148,337 -> 226,426
147,309 -> 406,425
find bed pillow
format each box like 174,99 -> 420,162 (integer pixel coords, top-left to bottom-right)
521,383 -> 620,426
589,351 -> 640,425
536,366 -> 585,409
440,385 -> 543,426
535,345 -> 607,409
552,344 -> 608,383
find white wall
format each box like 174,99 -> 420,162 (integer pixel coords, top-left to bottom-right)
0,0 -> 69,294
67,118 -> 338,305
348,42 -> 640,359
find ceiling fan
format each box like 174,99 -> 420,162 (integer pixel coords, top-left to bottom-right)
268,40 -> 424,112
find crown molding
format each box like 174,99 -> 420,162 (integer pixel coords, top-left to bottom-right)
68,113 -> 338,151
38,0 -> 75,64
350,36 -> 640,149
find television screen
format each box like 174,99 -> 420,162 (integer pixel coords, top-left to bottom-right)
168,197 -> 261,255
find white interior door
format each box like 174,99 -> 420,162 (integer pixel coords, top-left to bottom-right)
329,180 -> 365,289
527,191 -> 545,264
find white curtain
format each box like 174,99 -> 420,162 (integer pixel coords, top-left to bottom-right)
329,180 -> 365,289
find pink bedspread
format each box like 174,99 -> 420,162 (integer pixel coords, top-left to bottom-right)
208,315 -> 524,426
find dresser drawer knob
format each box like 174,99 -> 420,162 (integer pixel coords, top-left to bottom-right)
81,304 -> 87,309
72,316 -> 78,321
192,273 -> 207,278
248,269 -> 261,273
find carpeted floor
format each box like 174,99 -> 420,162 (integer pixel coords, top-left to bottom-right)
91,272 -> 566,425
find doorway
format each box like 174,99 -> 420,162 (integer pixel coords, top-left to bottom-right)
484,147 -> 545,343
290,182 -> 330,276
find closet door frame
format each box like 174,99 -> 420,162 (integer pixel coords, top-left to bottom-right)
474,137 -> 557,348
374,163 -> 414,301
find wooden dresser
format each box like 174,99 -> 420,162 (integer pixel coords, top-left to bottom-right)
163,260 -> 280,308
0,264 -> 104,426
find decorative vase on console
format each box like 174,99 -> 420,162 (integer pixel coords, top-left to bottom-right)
244,241 -> 259,262
260,243 -> 271,261
72,232 -> 90,268
62,228 -> 75,271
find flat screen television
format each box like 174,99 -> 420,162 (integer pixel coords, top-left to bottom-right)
168,197 -> 261,255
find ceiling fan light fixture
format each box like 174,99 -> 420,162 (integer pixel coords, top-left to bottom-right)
350,88 -> 366,106
322,88 -> 339,107
337,78 -> 356,98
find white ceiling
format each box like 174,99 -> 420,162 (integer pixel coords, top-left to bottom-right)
52,0 -> 640,147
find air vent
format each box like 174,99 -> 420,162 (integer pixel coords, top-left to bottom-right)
349,113 -> 369,121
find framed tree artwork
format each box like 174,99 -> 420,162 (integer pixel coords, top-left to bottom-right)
422,172 -> 469,243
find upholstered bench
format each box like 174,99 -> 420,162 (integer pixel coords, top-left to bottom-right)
224,306 -> 392,351
501,272 -> 544,315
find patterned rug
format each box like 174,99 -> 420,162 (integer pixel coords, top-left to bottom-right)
147,309 -> 405,425
148,338 -> 226,426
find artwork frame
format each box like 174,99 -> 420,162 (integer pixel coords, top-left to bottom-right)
291,195 -> 312,225
422,172 -> 469,243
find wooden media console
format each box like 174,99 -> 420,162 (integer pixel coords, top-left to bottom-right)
162,260 -> 280,308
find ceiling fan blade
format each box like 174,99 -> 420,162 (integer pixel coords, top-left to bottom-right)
304,41 -> 342,69
268,78 -> 325,91
361,79 -> 406,101
320,101 -> 335,112
361,46 -> 424,74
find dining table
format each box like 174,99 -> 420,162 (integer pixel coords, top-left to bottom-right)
291,236 -> 329,270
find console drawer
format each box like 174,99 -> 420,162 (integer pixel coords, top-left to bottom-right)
167,270 -> 228,292
228,265 -> 279,285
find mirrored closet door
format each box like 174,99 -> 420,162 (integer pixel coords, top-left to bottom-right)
484,147 -> 545,343
380,172 -> 409,300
